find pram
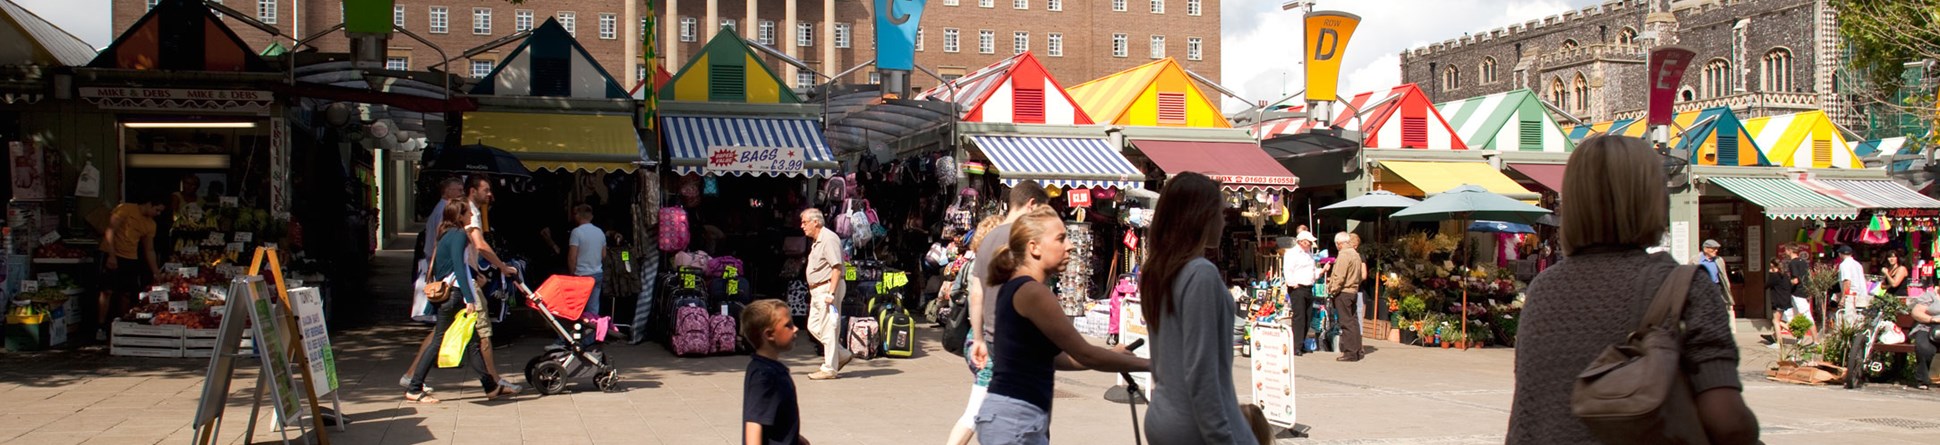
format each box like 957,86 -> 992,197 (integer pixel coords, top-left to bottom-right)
516,276 -> 621,395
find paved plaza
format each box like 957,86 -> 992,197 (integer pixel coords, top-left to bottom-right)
6,249 -> 1940,445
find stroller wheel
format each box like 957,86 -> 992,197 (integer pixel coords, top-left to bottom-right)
595,370 -> 621,392
528,361 -> 568,395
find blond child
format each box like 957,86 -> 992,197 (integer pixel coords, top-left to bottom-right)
741,300 -> 810,445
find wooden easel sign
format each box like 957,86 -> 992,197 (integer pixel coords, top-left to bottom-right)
188,248 -> 334,445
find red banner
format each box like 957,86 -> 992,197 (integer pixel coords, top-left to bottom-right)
1067,188 -> 1092,208
1646,46 -> 1697,126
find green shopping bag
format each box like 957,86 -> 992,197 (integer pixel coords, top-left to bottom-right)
437,310 -> 478,368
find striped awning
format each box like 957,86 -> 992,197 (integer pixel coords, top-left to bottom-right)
1707,176 -> 1859,220
1811,179 -> 1940,209
968,135 -> 1145,189
662,116 -> 838,178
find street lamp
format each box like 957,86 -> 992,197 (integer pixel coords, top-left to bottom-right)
1281,1 -> 1317,12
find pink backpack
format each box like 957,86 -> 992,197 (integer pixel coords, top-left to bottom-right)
710,314 -> 738,354
659,206 -> 690,252
672,306 -> 713,356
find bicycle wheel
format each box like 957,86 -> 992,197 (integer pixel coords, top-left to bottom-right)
1843,331 -> 1869,389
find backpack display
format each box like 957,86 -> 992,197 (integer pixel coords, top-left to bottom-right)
672,305 -> 713,357
846,317 -> 880,360
659,206 -> 690,252
882,310 -> 917,358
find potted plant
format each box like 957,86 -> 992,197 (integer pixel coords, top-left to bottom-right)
1446,328 -> 1467,350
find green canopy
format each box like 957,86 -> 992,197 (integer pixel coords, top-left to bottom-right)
1388,184 -> 1552,225
1318,190 -> 1421,221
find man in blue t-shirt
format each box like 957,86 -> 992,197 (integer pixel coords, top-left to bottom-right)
1698,239 -> 1724,284
567,204 -> 606,319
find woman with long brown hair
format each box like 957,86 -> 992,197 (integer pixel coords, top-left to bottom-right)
974,206 -> 1149,444
1139,172 -> 1258,445
405,200 -> 518,403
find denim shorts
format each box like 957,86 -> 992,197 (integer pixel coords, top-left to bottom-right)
974,393 -> 1050,445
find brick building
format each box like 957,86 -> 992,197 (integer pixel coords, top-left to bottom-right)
1399,0 -> 1849,128
112,0 -> 647,86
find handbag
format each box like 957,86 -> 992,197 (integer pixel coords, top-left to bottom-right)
437,309 -> 480,368
423,234 -> 453,304
1570,264 -> 1708,444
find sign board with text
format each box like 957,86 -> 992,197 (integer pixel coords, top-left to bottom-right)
289,287 -> 339,396
705,146 -> 808,175
80,88 -> 274,114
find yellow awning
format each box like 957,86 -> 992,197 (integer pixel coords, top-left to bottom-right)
1377,161 -> 1538,201
462,111 -> 645,173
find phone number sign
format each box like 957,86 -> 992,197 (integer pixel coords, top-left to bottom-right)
706,146 -> 807,174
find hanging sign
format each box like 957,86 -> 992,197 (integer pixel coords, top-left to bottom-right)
705,146 -> 807,175
9,141 -> 46,201
270,117 -> 291,220
1124,229 -> 1139,250
1067,188 -> 1093,208
1645,46 -> 1697,127
289,287 -> 340,396
872,0 -> 927,71
1302,11 -> 1362,102
80,88 -> 273,114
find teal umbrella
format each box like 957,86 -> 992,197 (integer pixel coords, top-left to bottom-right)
1318,190 -> 1421,221
1388,184 -> 1553,225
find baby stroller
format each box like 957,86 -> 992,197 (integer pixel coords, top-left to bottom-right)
517,276 -> 620,395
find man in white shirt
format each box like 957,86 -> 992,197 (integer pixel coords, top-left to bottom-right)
1281,231 -> 1320,355
567,205 -> 606,318
801,208 -> 851,380
1836,245 -> 1870,310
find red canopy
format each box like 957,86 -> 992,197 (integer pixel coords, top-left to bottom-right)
1130,139 -> 1299,191
1507,163 -> 1567,194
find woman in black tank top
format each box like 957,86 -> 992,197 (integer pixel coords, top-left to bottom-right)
974,207 -> 1150,445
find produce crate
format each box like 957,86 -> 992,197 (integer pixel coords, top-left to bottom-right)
111,345 -> 185,358
110,321 -> 186,357
112,322 -> 185,338
1362,319 -> 1390,340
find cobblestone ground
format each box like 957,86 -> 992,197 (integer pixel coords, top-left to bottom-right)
4,247 -> 1940,444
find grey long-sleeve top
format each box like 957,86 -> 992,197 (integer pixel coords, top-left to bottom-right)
1145,258 -> 1257,445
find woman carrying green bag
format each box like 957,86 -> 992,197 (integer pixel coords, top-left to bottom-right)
407,200 -> 518,403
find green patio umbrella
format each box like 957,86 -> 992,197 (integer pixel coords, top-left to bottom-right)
1319,190 -> 1421,221
1386,184 -> 1553,349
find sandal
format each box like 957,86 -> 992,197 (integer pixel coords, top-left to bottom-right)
404,392 -> 441,404
485,386 -> 519,401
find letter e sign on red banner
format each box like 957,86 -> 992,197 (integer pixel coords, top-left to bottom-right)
1066,188 -> 1092,208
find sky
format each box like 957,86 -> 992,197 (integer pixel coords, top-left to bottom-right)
22,0 -> 1607,111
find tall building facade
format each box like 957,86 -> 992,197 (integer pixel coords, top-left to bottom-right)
661,0 -> 1222,93
111,0 -> 646,86
1399,0 -> 1848,128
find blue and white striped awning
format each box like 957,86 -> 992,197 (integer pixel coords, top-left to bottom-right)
969,135 -> 1145,189
663,116 -> 838,178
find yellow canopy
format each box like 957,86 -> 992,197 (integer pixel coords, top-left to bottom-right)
1377,161 -> 1537,201
462,111 -> 645,173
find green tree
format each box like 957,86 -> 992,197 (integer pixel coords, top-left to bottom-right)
1833,0 -> 1939,141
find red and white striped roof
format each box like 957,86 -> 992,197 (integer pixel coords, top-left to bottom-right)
1253,83 -> 1467,150
916,52 -> 1092,125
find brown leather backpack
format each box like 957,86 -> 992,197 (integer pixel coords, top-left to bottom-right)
1570,264 -> 1709,444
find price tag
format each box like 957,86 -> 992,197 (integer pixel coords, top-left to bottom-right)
19,281 -> 39,292
37,272 -> 57,283
207,232 -> 225,245
146,289 -> 169,303
162,262 -> 182,272
235,232 -> 253,243
168,300 -> 189,312
37,231 -> 59,245
181,246 -> 200,255
225,243 -> 244,253
621,251 -> 631,262
220,196 -> 238,207
179,267 -> 198,278
190,285 -> 208,294
208,305 -> 224,318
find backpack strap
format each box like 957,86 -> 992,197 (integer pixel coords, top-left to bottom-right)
1641,265 -> 1701,332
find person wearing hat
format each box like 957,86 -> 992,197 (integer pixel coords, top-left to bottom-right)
1698,239 -> 1726,284
1836,245 -> 1870,311
1280,231 -> 1321,355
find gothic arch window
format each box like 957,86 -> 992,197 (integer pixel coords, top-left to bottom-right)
1702,58 -> 1731,98
1618,27 -> 1637,45
1550,77 -> 1569,109
1480,57 -> 1498,84
1560,39 -> 1579,52
1443,65 -> 1461,90
1680,86 -> 1696,101
1572,73 -> 1591,112
1762,48 -> 1794,92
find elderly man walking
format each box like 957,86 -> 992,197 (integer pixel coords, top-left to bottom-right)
1328,232 -> 1367,362
800,209 -> 852,380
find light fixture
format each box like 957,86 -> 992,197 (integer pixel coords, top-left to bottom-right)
127,154 -> 232,169
124,121 -> 259,129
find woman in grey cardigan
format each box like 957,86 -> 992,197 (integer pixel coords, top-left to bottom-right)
1140,172 -> 1258,445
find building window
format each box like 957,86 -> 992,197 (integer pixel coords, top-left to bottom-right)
1618,27 -> 1637,45
1549,77 -> 1568,109
943,28 -> 960,53
720,19 -> 736,32
1572,73 -> 1591,112
429,7 -> 448,34
869,71 -> 881,84
471,60 -> 493,78
1114,0 -> 1127,12
1149,35 -> 1164,59
977,30 -> 995,54
759,20 -> 776,45
797,23 -> 814,47
915,27 -> 925,51
1560,39 -> 1579,52
1013,0 -> 1027,9
1186,37 -> 1201,61
386,57 -> 409,71
516,10 -> 533,32
147,0 -> 159,11
637,65 -> 646,82
473,8 -> 491,35
1047,33 -> 1063,57
835,23 -> 851,48
1763,48 -> 1794,92
394,5 -> 405,28
944,0 -> 958,5
1150,0 -> 1164,14
257,0 -> 277,24
979,0 -> 993,8
1112,33 -> 1128,57
1187,0 -> 1200,16
680,17 -> 697,42
1703,58 -> 1731,98
599,14 -> 616,40
796,71 -> 816,89
1048,0 -> 1062,11
1013,32 -> 1029,55
1443,65 -> 1460,90
559,12 -> 576,36
1481,57 -> 1497,84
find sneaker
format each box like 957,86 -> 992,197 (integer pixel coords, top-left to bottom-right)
807,371 -> 839,380
496,379 -> 525,394
1765,342 -> 1780,349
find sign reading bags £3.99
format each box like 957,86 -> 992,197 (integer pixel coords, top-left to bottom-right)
705,146 -> 807,175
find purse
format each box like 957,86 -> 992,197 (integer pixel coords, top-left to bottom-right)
1570,264 -> 1707,444
423,234 -> 453,304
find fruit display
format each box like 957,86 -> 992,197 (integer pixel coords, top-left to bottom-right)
33,242 -> 87,259
15,288 -> 68,304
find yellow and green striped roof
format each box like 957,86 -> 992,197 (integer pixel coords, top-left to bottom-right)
660,28 -> 800,103
1435,89 -> 1573,152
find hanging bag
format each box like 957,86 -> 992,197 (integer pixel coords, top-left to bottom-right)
437,309 -> 480,368
1570,264 -> 1707,444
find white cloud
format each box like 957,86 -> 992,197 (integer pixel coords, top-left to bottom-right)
17,0 -> 113,49
1220,0 -> 1604,111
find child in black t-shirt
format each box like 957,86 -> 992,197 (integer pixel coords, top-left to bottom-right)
742,300 -> 809,445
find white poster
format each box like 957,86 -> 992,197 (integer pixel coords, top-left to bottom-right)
1746,227 -> 1762,268
289,287 -> 339,396
75,162 -> 100,198
1670,221 -> 1692,264
704,146 -> 807,175
1250,322 -> 1297,429
1118,298 -> 1153,394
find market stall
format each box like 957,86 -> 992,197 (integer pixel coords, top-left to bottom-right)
1564,107 -> 1768,167
1433,88 -> 1575,153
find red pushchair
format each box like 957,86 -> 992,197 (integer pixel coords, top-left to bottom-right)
518,276 -> 620,395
